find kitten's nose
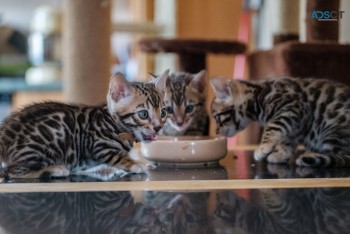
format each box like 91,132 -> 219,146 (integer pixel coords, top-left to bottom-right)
177,121 -> 184,126
154,126 -> 162,133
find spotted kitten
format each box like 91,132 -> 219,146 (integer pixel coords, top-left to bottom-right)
158,70 -> 209,136
0,70 -> 168,179
210,77 -> 350,167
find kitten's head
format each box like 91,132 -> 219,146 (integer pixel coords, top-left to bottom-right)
162,70 -> 207,133
107,70 -> 169,142
210,77 -> 252,137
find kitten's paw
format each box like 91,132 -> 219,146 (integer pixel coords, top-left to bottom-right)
267,144 -> 293,164
44,165 -> 70,178
129,161 -> 149,174
254,143 -> 275,161
296,151 -> 330,167
147,162 -> 157,170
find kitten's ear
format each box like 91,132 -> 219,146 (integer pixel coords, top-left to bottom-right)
147,72 -> 157,82
150,69 -> 169,95
191,70 -> 207,93
210,77 -> 233,101
108,73 -> 134,104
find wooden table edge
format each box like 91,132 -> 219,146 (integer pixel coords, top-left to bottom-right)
1,178 -> 349,193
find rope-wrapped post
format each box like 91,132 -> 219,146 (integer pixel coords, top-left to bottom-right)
63,0 -> 111,105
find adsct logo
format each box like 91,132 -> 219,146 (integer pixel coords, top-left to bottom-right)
311,10 -> 345,21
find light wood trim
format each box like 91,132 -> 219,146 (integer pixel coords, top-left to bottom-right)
0,178 -> 349,193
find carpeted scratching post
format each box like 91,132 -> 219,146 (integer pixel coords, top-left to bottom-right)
63,0 -> 111,105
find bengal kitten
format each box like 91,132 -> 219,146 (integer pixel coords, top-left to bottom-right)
157,70 -> 209,136
0,70 -> 169,179
210,76 -> 350,167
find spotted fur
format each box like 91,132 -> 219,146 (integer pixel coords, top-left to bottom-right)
0,71 -> 169,179
211,77 -> 350,167
159,70 -> 209,136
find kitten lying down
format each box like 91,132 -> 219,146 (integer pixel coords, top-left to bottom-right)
211,76 -> 350,167
0,70 -> 169,180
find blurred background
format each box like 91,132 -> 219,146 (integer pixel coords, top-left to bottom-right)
1,0 -> 350,144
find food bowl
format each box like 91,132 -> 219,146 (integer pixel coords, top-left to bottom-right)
140,136 -> 227,166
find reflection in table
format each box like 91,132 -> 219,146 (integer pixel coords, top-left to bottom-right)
0,187 -> 349,234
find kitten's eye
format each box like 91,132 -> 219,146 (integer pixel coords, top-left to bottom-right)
185,105 -> 194,113
166,106 -> 174,114
138,110 -> 149,120
161,108 -> 167,118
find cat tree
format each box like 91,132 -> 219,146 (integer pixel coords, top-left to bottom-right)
247,0 -> 350,144
139,38 -> 246,73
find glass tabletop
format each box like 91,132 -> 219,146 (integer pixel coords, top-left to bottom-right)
0,187 -> 349,234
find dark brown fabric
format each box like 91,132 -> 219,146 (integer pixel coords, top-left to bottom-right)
248,41 -> 350,85
139,38 -> 246,55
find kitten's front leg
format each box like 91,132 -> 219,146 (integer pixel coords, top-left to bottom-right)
92,150 -> 150,176
118,155 -> 149,173
254,124 -> 295,163
254,124 -> 282,161
255,143 -> 294,163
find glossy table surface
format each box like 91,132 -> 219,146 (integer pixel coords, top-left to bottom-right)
1,146 -> 350,234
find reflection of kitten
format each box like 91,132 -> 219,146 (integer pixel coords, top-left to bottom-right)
0,191 -> 136,234
212,188 -> 350,234
159,70 -> 209,136
121,191 -> 213,233
0,71 -> 168,179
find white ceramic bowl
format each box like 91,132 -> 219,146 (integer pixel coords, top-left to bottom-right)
141,136 -> 227,165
